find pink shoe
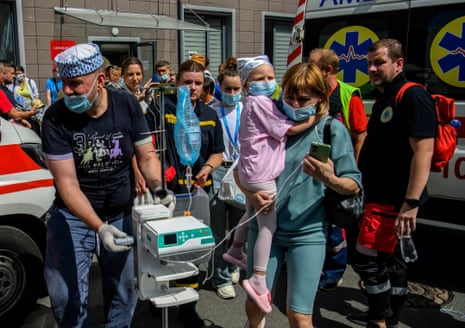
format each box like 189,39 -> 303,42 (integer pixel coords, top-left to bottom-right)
242,279 -> 272,313
223,252 -> 247,271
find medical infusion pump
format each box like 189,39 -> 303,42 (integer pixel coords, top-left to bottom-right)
133,205 -> 215,260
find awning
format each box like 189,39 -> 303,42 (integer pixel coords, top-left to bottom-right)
54,7 -> 214,31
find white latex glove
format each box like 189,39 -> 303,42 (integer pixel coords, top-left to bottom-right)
97,224 -> 131,252
153,187 -> 176,216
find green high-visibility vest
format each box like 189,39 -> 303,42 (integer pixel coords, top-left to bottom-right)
338,80 -> 361,133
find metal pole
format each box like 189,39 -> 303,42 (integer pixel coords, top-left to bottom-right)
158,87 -> 167,195
162,307 -> 169,328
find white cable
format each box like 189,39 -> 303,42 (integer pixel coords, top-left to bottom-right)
160,159 -> 305,285
163,161 -> 303,285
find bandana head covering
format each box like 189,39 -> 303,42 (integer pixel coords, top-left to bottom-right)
55,43 -> 104,78
237,55 -> 272,86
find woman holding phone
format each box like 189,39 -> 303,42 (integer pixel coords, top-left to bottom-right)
240,63 -> 362,328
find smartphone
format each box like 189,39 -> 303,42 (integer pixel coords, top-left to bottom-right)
309,142 -> 331,163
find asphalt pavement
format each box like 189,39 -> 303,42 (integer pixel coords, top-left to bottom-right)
19,261 -> 465,327
18,224 -> 465,328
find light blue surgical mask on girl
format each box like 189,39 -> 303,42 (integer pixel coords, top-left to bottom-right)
248,80 -> 277,97
158,73 -> 170,82
222,92 -> 242,106
282,99 -> 317,121
64,75 -> 99,114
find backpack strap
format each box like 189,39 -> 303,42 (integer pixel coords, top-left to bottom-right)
323,117 -> 333,145
394,82 -> 424,108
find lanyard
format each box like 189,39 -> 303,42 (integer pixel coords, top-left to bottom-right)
220,103 -> 240,156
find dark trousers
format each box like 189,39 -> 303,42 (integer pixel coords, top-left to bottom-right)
322,225 -> 347,281
352,242 -> 408,323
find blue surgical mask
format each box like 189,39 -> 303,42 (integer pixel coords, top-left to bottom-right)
159,73 -> 170,82
64,76 -> 99,114
222,92 -> 242,106
282,99 -> 316,121
248,80 -> 277,97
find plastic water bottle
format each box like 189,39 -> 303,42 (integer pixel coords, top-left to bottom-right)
174,86 -> 201,167
399,234 -> 418,263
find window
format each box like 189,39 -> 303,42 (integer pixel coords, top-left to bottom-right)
0,1 -> 17,63
304,9 -> 408,100
184,11 -> 233,76
407,5 -> 465,100
264,18 -> 293,83
303,2 -> 465,101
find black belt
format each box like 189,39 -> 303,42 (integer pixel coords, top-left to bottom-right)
222,160 -> 234,168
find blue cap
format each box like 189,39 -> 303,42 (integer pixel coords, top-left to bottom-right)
54,43 -> 104,79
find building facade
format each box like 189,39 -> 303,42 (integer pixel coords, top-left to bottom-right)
1,0 -> 297,100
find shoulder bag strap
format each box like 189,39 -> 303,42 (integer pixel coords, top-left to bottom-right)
53,78 -> 60,92
323,117 -> 333,145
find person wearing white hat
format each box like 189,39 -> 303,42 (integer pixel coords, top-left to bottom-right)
41,43 -> 172,327
223,55 -> 310,314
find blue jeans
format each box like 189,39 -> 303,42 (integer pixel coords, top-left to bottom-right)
44,207 -> 137,328
209,166 -> 245,288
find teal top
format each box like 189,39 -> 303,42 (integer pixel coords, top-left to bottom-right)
251,116 -> 362,244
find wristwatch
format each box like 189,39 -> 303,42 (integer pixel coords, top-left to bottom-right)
404,198 -> 420,208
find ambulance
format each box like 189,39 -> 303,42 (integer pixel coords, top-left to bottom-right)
295,0 -> 465,230
0,117 -> 54,322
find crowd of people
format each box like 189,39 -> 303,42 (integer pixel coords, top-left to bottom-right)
2,38 -> 434,328
0,61 -> 41,131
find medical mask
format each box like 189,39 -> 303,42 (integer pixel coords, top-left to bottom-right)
159,73 -> 170,82
282,99 -> 316,121
248,80 -> 277,97
64,76 -> 99,114
222,92 -> 242,106
16,74 -> 25,81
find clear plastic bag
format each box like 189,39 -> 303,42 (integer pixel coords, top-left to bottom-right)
217,160 -> 245,210
174,86 -> 201,167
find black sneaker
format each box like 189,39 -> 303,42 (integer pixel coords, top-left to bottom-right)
347,312 -> 399,328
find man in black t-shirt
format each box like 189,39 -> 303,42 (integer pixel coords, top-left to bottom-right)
41,43 -> 169,327
349,39 -> 436,328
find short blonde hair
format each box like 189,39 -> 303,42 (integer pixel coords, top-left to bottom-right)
281,63 -> 330,117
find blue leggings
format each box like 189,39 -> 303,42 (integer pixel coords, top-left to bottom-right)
247,227 -> 325,314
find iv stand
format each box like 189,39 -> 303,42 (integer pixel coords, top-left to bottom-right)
148,86 -> 199,328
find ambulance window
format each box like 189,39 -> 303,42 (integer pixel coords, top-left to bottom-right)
304,10 -> 409,100
406,4 -> 465,100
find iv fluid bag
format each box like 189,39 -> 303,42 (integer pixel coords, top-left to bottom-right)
174,86 -> 201,167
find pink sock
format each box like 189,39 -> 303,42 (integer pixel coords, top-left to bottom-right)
250,274 -> 267,295
228,246 -> 244,259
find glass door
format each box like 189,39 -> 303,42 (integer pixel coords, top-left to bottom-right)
131,42 -> 157,83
